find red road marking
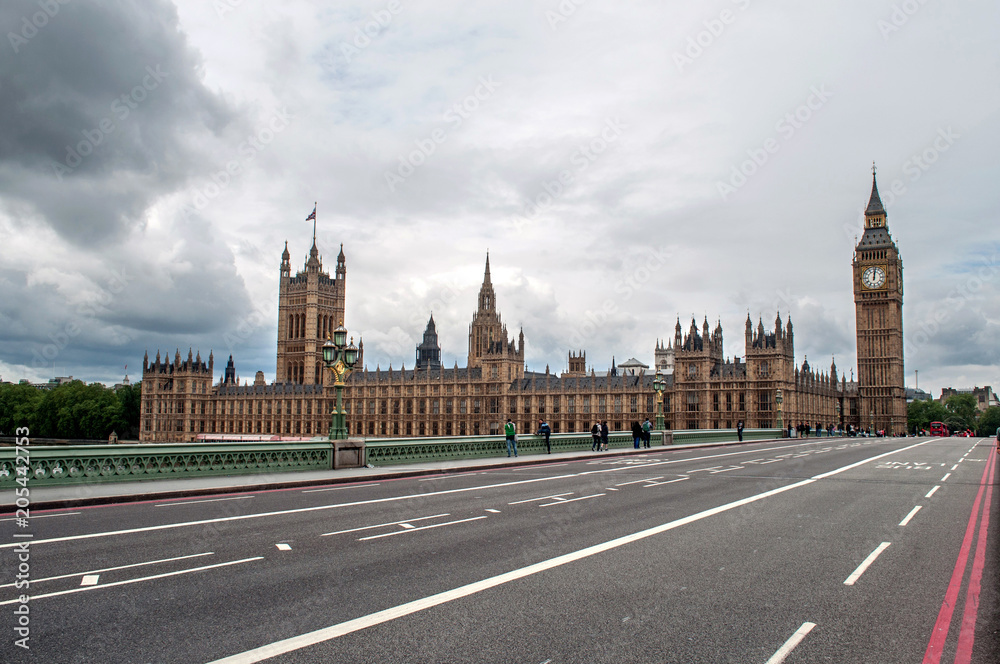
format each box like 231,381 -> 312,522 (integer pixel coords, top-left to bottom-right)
921,454 -> 993,663
953,453 -> 996,663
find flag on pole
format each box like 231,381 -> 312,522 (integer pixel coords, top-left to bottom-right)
306,204 -> 316,222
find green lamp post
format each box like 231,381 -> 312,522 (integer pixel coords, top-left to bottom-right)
775,389 -> 783,433
653,370 -> 666,430
322,323 -> 359,440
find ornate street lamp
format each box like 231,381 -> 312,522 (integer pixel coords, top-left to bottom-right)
323,323 -> 359,440
775,389 -> 783,433
869,408 -> 875,437
653,370 -> 666,430
835,401 -> 842,436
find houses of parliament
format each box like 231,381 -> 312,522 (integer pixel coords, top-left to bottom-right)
139,174 -> 906,442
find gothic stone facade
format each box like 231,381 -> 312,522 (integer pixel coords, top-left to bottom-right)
142,178 -> 913,442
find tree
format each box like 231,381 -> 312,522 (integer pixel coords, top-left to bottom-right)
945,393 -> 979,432
0,383 -> 42,436
908,399 -> 949,434
977,406 -> 1000,437
116,382 -> 142,439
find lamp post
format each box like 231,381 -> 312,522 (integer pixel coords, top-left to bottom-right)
835,401 -> 841,436
869,408 -> 874,437
775,389 -> 783,433
322,323 -> 359,440
653,370 -> 666,430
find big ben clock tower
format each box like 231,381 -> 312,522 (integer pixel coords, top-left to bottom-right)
853,167 -> 906,434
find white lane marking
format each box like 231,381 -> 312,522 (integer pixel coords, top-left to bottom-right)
419,473 -> 480,482
4,439 -> 935,552
951,464 -> 958,471
204,478 -> 819,664
644,477 -> 690,487
275,543 -> 291,551
925,486 -> 940,499
0,511 -> 80,522
485,508 -> 501,513
80,575 -> 100,586
0,552 -> 214,589
844,542 -> 891,585
155,496 -> 254,507
615,477 -> 664,486
399,523 -> 415,529
811,440 -> 934,481
899,506 -> 922,527
689,466 -> 722,473
508,493 -> 574,505
958,459 -> 964,462
321,514 -> 449,537
758,459 -> 782,465
709,466 -> 742,474
765,622 -> 817,664
358,516 -> 488,541
539,493 -> 605,507
0,557 -> 263,607
302,484 -> 380,493
941,473 -> 951,482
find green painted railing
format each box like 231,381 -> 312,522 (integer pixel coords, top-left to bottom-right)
0,442 -> 333,487
363,429 -> 780,467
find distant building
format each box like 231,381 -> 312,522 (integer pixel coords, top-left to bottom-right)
18,376 -> 75,390
618,358 -> 649,376
939,386 -> 998,411
905,387 -> 932,403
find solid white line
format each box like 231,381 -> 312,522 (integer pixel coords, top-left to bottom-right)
615,477 -> 664,486
3,439 -> 934,552
925,486 -> 940,499
539,493 -> 605,507
205,478 -> 818,664
765,622 -> 817,664
0,557 -> 262,606
899,506 -> 922,527
0,511 -> 80,522
844,542 -> 891,585
811,440 -> 935,480
321,514 -> 449,537
644,477 -> 690,487
155,496 -> 254,507
302,484 -> 380,493
508,493 -> 574,505
358,516 -> 487,541
941,473 -> 951,481
0,552 -> 215,589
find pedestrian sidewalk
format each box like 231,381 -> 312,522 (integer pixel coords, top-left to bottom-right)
5,438 -> 782,511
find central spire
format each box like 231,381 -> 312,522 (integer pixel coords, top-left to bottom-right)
865,168 -> 885,216
478,253 -> 495,312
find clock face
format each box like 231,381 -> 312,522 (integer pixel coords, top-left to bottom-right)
862,266 -> 886,289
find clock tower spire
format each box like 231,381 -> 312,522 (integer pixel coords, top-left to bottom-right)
852,166 -> 906,434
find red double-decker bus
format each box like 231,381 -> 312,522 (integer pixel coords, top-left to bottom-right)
929,421 -> 949,437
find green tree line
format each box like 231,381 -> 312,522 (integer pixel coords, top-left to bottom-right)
0,380 -> 141,440
908,393 -> 1000,437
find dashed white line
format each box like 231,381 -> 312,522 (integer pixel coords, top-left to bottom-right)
765,622 -> 817,664
925,486 -> 940,499
80,575 -> 100,586
275,543 -> 292,551
358,516 -> 488,541
155,496 -> 254,507
302,483 -> 380,493
540,493 -> 605,507
0,557 -> 263,606
951,465 -> 958,471
644,477 -> 690,487
709,466 -> 742,474
941,473 -> 951,482
0,511 -> 80,522
615,477 -> 664,486
0,552 -> 215,589
844,542 -> 891,585
485,508 -> 501,513
899,506 -> 922,527
509,493 -> 573,505
321,514 -> 449,537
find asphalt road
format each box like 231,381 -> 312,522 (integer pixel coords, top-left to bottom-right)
1,436 -> 997,663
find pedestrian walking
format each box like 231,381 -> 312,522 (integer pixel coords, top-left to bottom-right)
600,420 -> 609,451
504,418 -> 518,457
591,421 -> 601,451
631,421 -> 642,449
642,418 -> 652,448
537,419 -> 552,454
737,420 -> 744,442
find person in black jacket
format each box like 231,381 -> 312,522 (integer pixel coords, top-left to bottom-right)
600,421 -> 609,451
537,419 -> 552,454
631,421 -> 642,449
591,422 -> 601,451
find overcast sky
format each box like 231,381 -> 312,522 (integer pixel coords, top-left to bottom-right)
1,0 -> 997,400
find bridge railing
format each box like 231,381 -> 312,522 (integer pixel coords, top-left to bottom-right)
0,429 -> 781,486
